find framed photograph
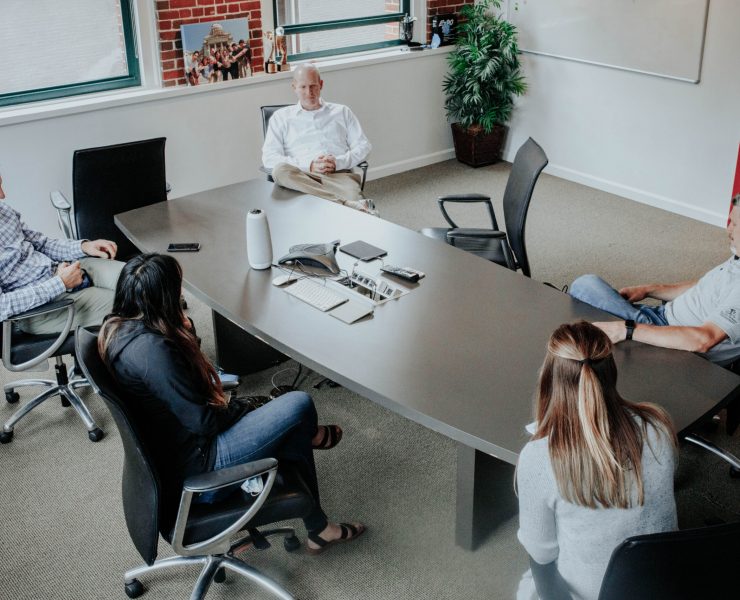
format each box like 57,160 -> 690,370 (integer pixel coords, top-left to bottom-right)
435,14 -> 457,46
181,18 -> 252,85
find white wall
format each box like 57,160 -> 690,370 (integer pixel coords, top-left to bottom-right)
0,51 -> 453,235
505,0 -> 740,226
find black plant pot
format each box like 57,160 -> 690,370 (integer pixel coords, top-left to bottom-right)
451,122 -> 508,167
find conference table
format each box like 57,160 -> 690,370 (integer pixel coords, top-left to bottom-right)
116,179 -> 740,551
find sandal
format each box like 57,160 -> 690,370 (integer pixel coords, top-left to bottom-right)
306,522 -> 366,555
312,424 -> 343,450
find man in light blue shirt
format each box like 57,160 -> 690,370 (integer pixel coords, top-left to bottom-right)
0,173 -> 123,334
262,64 -> 375,214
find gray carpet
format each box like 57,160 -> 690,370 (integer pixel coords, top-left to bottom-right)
0,160 -> 737,600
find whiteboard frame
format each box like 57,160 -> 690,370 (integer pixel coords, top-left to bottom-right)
505,0 -> 710,84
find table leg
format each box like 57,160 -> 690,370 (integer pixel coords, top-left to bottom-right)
456,444 -> 517,551
212,311 -> 289,375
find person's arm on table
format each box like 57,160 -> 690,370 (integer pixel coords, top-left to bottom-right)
594,320 -> 727,353
619,280 -> 698,303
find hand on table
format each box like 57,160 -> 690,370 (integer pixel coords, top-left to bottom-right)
82,239 -> 117,259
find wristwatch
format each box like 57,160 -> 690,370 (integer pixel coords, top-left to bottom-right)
625,319 -> 636,341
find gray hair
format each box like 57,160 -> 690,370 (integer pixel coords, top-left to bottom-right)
292,63 -> 321,81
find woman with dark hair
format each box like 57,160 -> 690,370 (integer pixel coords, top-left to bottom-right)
516,321 -> 677,600
99,253 -> 364,554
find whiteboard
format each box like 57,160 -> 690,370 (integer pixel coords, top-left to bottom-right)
507,0 -> 710,83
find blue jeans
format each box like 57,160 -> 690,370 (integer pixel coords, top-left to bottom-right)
569,274 -> 669,325
206,391 -> 328,533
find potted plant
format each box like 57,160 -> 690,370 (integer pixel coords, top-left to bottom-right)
443,0 -> 527,167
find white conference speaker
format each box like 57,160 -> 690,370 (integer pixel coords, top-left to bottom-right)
246,209 -> 273,270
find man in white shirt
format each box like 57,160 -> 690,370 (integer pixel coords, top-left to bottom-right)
261,64 -> 375,214
569,195 -> 740,365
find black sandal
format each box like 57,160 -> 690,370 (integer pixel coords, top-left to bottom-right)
312,424 -> 343,450
306,522 -> 366,555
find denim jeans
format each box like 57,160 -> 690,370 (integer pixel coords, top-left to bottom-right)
206,391 -> 328,533
569,274 -> 669,325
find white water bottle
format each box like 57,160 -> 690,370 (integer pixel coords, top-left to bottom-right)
246,209 -> 273,270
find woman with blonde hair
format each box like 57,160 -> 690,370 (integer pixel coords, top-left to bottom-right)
516,321 -> 678,600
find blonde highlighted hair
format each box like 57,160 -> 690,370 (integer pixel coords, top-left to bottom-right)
533,321 -> 677,509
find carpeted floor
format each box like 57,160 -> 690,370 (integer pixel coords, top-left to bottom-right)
0,160 -> 737,600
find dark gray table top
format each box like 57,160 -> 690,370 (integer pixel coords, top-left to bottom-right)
116,179 -> 740,464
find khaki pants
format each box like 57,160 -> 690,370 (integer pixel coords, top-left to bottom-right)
272,163 -> 367,210
19,257 -> 125,335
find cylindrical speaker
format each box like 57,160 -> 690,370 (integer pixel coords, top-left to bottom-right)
246,209 -> 273,270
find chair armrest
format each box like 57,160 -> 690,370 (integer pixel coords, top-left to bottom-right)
357,161 -> 369,191
437,195 -> 498,230
8,297 -> 75,322
183,458 -> 278,493
438,194 -> 491,203
446,228 -> 506,240
3,298 -> 76,371
171,457 -> 279,556
50,190 -> 77,240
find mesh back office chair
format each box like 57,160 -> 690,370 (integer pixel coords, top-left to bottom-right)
420,137 -> 548,277
1,299 -> 102,444
259,104 -> 369,189
51,137 -> 169,262
597,522 -> 740,600
75,328 -> 314,600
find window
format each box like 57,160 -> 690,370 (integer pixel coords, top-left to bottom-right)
273,0 -> 411,61
0,0 -> 140,107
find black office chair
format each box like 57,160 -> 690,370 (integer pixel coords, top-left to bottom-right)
1,299 -> 102,444
420,137 -> 548,277
260,104 -> 369,189
51,137 -> 169,262
597,522 -> 740,599
75,328 -> 313,600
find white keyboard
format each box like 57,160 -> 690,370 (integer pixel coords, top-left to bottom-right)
283,278 -> 349,312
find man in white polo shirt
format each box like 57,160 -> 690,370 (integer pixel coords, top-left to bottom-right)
261,64 -> 376,214
569,195 -> 740,365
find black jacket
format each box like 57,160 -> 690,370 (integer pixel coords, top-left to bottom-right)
105,320 -> 247,489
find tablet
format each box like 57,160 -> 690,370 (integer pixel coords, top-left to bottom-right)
339,240 -> 387,261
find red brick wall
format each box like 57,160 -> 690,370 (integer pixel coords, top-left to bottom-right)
427,0 -> 474,44
156,0 -> 264,87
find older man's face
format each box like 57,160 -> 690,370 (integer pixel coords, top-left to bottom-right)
292,70 -> 322,111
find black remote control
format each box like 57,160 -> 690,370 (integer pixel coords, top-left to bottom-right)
380,265 -> 421,283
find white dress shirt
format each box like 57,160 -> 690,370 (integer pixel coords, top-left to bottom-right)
262,100 -> 371,172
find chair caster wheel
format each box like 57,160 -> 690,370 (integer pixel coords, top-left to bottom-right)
124,579 -> 144,598
5,391 -> 19,404
88,428 -> 104,442
0,430 -> 13,444
214,567 -> 226,583
284,535 -> 301,552
730,466 -> 740,479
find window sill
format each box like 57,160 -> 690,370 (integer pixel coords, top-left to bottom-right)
0,45 -> 453,127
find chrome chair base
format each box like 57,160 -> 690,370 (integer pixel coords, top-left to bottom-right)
123,528 -> 300,600
1,356 -> 101,443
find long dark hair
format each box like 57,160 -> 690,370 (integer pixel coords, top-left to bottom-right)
533,321 -> 676,509
99,253 -> 226,408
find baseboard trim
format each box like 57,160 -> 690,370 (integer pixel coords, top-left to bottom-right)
539,162 -> 726,228
368,148 -> 456,181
